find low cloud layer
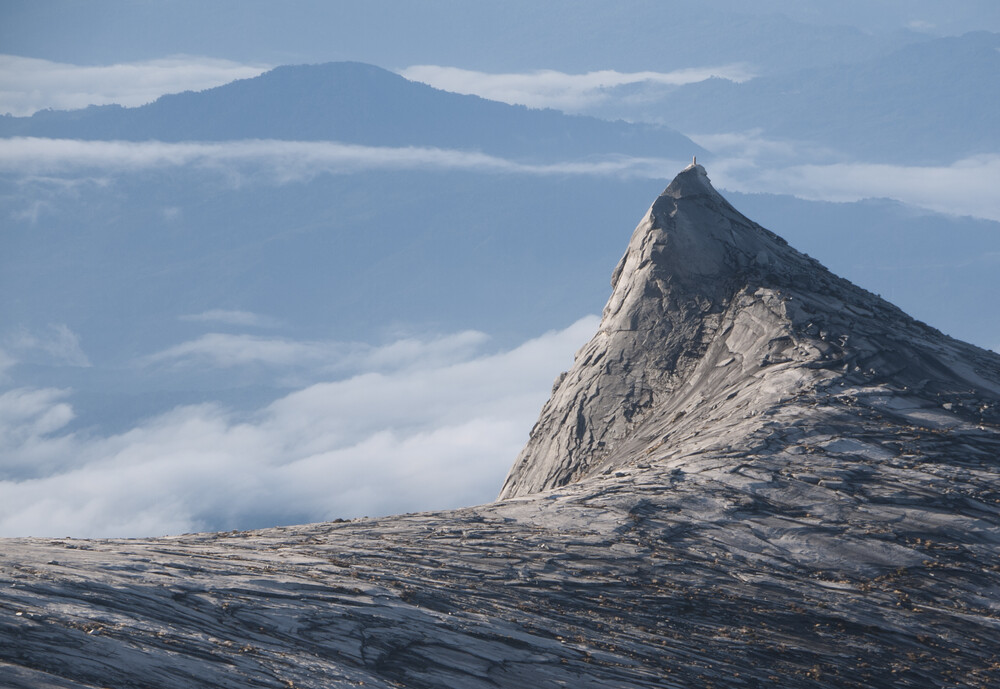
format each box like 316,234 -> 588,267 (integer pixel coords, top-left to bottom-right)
0,54 -> 269,116
0,317 -> 600,538
0,137 -> 682,181
399,65 -> 755,112
679,131 -> 1000,222
143,330 -> 492,379
4,136 -> 999,221
765,157 -> 1000,220
714,155 -> 1000,221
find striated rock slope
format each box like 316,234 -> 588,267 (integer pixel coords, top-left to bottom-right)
2,166 -> 1000,689
501,163 -> 1000,498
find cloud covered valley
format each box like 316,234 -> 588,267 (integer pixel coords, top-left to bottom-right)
0,317 -> 599,537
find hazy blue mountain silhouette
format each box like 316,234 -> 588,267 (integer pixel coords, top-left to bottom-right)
0,61 -> 702,161
638,32 -> 1000,164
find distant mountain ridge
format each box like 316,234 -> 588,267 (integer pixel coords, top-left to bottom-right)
0,61 -> 702,161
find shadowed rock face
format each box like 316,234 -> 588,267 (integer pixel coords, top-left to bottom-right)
500,164 -> 1000,499
2,167 -> 1000,689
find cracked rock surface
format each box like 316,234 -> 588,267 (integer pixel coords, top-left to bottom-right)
3,165 -> 1000,688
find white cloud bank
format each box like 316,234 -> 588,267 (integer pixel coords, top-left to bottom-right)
680,131 -> 1000,222
0,55 -> 270,116
398,65 -> 755,112
4,136 -> 999,222
143,330 -> 491,379
711,153 -> 1000,222
0,136 -> 685,180
0,316 -> 600,538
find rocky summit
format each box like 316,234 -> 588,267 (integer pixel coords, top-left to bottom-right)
501,163 -> 1000,498
3,166 -> 1000,688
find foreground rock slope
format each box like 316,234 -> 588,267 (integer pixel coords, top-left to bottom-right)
3,165 -> 1000,688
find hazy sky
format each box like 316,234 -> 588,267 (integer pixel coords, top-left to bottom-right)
3,1 -> 998,67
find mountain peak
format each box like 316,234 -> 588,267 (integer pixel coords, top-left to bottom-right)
500,165 -> 1000,500
661,161 -> 716,199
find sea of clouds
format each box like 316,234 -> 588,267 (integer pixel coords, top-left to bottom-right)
0,317 -> 600,537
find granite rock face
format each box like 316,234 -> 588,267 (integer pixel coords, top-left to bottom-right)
500,163 -> 1000,498
3,166 -> 1000,688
